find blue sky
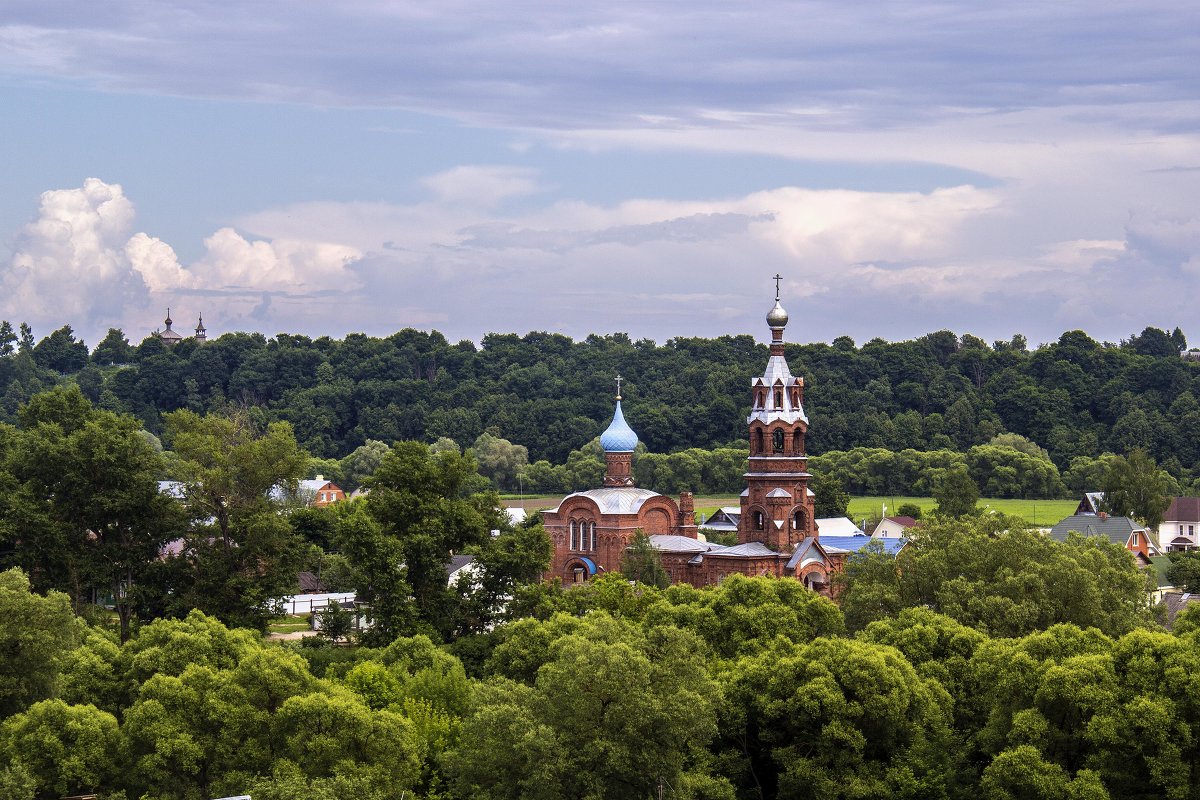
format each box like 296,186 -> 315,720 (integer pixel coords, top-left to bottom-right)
1,1 -> 1198,348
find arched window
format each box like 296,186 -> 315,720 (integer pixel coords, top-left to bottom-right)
754,429 -> 764,455
793,509 -> 807,530
569,521 -> 577,550
590,522 -> 597,551
792,430 -> 802,454
775,389 -> 783,408
754,511 -> 764,530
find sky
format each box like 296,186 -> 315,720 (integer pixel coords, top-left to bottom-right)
1,1 -> 1198,349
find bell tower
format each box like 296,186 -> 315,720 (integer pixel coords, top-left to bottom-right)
739,276 -> 817,551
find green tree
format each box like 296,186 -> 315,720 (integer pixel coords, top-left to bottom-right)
1101,448 -> 1171,529
621,530 -> 670,588
811,470 -> 851,518
0,700 -> 121,798
162,408 -> 309,630
0,321 -> 16,357
5,386 -> 184,640
315,601 -> 354,644
90,327 -> 132,365
339,438 -> 390,491
0,569 -> 83,716
449,613 -> 726,800
470,429 -> 530,491
32,325 -> 89,373
933,466 -> 980,518
352,441 -> 499,640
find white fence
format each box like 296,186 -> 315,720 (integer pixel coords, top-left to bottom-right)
279,592 -> 356,615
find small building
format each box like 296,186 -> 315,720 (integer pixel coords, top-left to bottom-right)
154,309 -> 184,347
699,506 -> 741,533
1160,497 -> 1200,552
1048,512 -> 1160,558
873,515 -> 920,539
296,476 -> 346,507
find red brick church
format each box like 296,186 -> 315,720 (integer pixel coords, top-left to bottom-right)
542,282 -> 841,593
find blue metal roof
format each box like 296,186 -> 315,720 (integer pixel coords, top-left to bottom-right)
600,399 -> 639,452
819,535 -> 905,556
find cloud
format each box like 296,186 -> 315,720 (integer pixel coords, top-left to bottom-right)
420,166 -> 545,208
0,179 -> 364,341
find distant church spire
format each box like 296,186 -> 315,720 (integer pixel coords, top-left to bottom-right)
158,307 -> 183,346
195,313 -> 207,343
600,375 -> 638,487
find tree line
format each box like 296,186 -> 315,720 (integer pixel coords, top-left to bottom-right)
1,321 -> 1198,493
4,509 -> 1199,799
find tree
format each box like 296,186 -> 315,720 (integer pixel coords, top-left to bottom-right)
620,531 -> 670,588
17,322 -> 34,352
470,430 -> 530,491
32,325 -> 89,373
339,438 -> 390,491
315,601 -> 354,644
90,327 -> 132,365
351,441 -> 499,640
811,470 -> 851,518
838,515 -> 1151,637
162,408 -> 309,630
449,613 -> 726,800
0,700 -> 121,798
1102,448 -> 1170,530
933,466 -> 979,518
5,386 -> 184,640
0,321 -> 15,357
0,569 -> 82,716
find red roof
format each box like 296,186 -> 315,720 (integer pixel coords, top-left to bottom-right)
885,516 -> 919,528
1165,497 -> 1200,523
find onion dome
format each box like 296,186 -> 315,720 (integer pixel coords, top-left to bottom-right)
767,299 -> 788,328
600,399 -> 638,452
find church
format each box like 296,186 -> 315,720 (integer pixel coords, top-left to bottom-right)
542,283 -> 844,594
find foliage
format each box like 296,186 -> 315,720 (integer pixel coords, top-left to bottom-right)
160,408 -> 309,630
0,569 -> 82,716
934,466 -> 980,518
1101,448 -> 1171,529
812,469 -> 851,518
839,515 -> 1151,637
620,530 -> 670,588
315,602 -> 354,645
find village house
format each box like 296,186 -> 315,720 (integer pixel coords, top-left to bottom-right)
1160,497 -> 1200,552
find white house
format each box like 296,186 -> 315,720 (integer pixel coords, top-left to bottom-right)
1161,497 -> 1200,552
873,516 -> 920,539
815,517 -> 866,537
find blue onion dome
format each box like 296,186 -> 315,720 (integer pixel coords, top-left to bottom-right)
600,399 -> 639,452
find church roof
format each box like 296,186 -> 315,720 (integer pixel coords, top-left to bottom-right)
648,535 -> 711,554
600,399 -> 639,452
708,542 -> 778,558
552,486 -> 662,515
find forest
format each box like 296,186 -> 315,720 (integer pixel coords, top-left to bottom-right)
1,321 -> 1198,499
4,385 -> 1200,798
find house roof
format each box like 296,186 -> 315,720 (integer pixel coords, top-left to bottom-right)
1165,497 -> 1200,523
648,535 -> 711,554
1146,555 -> 1175,589
447,554 -> 477,576
819,534 -> 906,556
552,487 -> 663,515
816,517 -> 865,537
297,571 -> 328,594
1164,592 -> 1200,629
1048,513 -> 1144,545
884,516 -> 919,528
786,537 -> 827,570
708,542 -> 779,558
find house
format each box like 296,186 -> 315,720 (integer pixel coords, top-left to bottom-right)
1163,593 -> 1200,629
1048,512 -> 1161,559
447,554 -> 482,586
873,516 -> 920,539
504,507 -> 527,527
1074,491 -> 1105,515
1160,497 -> 1200,552
296,476 -> 346,507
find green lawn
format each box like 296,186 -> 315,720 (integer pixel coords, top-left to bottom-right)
267,615 -> 312,634
697,496 -> 1078,527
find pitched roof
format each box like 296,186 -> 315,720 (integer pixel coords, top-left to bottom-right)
1165,497 -> 1200,523
708,542 -> 779,558
1146,555 -> 1175,590
884,516 -> 919,528
648,535 -> 711,554
819,535 -> 905,556
1048,513 -> 1144,545
815,517 -> 865,537
1164,593 -> 1200,629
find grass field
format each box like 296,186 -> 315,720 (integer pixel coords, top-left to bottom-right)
267,615 -> 312,634
504,494 -> 1078,527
